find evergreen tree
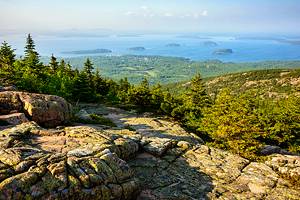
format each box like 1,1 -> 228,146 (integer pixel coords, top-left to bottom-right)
23,34 -> 42,75
150,83 -> 164,108
84,58 -> 95,92
0,41 -> 16,66
187,73 -> 211,109
0,41 -> 16,83
172,73 -> 211,121
72,71 -> 93,102
128,78 -> 152,106
93,69 -> 109,95
58,59 -> 66,71
24,34 -> 36,57
49,54 -> 59,72
84,58 -> 94,81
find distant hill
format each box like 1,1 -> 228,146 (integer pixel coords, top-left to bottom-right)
42,55 -> 300,84
165,69 -> 300,98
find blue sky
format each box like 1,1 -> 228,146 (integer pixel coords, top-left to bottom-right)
0,0 -> 299,34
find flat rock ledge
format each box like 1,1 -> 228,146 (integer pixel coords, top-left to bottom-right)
0,122 -> 299,200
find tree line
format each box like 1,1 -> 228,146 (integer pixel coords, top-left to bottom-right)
0,34 -> 299,160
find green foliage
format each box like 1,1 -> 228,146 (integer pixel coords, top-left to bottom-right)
124,125 -> 136,131
89,114 -> 116,127
49,54 -> 59,72
0,41 -> 15,66
0,41 -> 16,84
127,78 -> 152,107
72,71 -> 95,102
49,55 -> 300,84
73,113 -> 116,127
199,89 -> 300,160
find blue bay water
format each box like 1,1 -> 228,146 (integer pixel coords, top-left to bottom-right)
1,34 -> 300,62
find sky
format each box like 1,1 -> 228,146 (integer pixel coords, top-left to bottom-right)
0,0 -> 300,34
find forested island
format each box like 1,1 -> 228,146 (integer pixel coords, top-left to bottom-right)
128,46 -> 146,51
61,48 -> 112,55
213,48 -> 233,55
166,43 -> 181,47
203,41 -> 218,46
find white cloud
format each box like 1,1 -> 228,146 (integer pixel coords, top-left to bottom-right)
202,10 -> 208,16
164,13 -> 173,17
125,11 -> 134,16
140,6 -> 148,10
193,13 -> 200,19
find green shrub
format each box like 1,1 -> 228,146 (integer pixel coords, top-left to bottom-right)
89,114 -> 117,127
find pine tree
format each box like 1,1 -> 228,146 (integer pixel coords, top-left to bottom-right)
49,54 -> 59,72
23,34 -> 42,73
188,73 -> 211,107
24,34 -> 36,57
58,59 -> 66,71
151,83 -> 164,108
93,69 -> 108,95
182,73 -> 211,118
72,71 -> 93,102
84,58 -> 94,81
128,77 -> 151,107
0,41 -> 16,83
0,41 -> 16,66
84,58 -> 95,92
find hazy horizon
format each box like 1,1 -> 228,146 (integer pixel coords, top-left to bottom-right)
1,0 -> 300,36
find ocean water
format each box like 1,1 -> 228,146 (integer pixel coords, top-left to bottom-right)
1,34 -> 300,62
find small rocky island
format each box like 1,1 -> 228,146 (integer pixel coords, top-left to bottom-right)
213,48 -> 233,55
61,49 -> 112,55
128,47 -> 146,51
166,43 -> 181,47
203,41 -> 218,47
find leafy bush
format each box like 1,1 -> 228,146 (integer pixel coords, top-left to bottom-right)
199,89 -> 300,160
90,114 -> 116,127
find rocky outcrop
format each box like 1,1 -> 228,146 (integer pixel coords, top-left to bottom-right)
0,105 -> 299,200
0,92 -> 72,127
0,113 -> 29,125
0,122 -> 139,199
0,86 -> 17,92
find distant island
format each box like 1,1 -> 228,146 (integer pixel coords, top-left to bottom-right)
128,47 -> 146,51
203,41 -> 218,47
237,37 -> 300,46
213,49 -> 233,55
177,35 -> 211,39
166,43 -> 181,47
61,49 -> 112,55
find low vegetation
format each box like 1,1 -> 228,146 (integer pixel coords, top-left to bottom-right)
41,55 -> 300,84
1,35 -> 299,160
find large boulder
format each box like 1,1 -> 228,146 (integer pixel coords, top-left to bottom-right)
0,92 -> 72,127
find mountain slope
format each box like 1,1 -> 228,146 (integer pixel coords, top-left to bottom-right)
165,68 -> 300,98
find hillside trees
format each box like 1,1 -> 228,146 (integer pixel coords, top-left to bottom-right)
199,89 -> 300,159
0,41 -> 16,83
171,73 -> 211,130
